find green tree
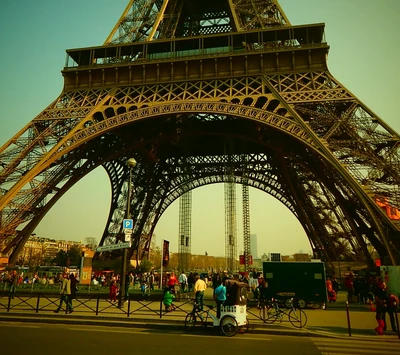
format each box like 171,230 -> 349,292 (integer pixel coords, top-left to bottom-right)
51,245 -> 82,266
135,259 -> 154,274
52,250 -> 68,266
67,245 -> 82,266
85,237 -> 98,250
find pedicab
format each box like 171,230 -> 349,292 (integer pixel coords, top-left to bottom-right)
185,279 -> 249,337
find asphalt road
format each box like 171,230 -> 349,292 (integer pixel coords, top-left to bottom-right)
1,321 -> 399,355
0,322 -> 321,355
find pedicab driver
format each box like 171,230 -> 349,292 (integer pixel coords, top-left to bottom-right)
214,279 -> 227,318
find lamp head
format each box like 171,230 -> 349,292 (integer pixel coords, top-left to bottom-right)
126,158 -> 137,168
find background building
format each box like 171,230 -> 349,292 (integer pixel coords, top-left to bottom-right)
250,234 -> 258,259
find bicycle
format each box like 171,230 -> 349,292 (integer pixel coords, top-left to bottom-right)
259,298 -> 307,328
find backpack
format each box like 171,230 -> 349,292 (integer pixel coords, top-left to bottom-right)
388,294 -> 399,308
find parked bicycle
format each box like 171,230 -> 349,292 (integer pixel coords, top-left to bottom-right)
259,297 -> 307,328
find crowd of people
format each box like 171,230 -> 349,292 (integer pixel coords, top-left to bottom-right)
338,272 -> 399,335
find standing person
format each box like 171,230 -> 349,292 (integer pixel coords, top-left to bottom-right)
178,271 -> 187,294
167,271 -> 179,294
249,273 -> 258,300
386,293 -> 399,332
194,274 -> 207,311
69,273 -> 77,300
331,277 -> 339,294
345,274 -> 354,303
214,279 -> 226,318
148,272 -> 155,291
374,282 -> 389,335
128,272 -> 134,290
8,270 -> 19,299
54,273 -> 73,313
187,272 -> 195,293
109,279 -> 118,302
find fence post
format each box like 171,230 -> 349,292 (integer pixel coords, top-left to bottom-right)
160,301 -> 163,318
7,294 -> 11,312
127,298 -> 131,318
394,302 -> 400,339
36,294 -> 41,313
96,294 -> 100,316
345,301 -> 351,336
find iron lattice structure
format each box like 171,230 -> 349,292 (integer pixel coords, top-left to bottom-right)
1,0 -> 400,267
242,184 -> 251,271
225,176 -> 237,272
178,191 -> 191,271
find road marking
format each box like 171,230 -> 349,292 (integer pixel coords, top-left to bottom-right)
312,338 -> 400,355
0,323 -> 40,329
68,327 -> 151,334
181,334 -> 271,341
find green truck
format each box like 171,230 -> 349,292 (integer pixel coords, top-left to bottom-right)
262,261 -> 328,309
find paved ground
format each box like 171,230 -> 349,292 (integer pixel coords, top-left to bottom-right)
0,289 -> 399,342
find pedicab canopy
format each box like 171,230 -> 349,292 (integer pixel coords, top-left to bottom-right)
224,279 -> 248,306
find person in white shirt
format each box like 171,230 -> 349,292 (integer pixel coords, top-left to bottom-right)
178,271 -> 188,293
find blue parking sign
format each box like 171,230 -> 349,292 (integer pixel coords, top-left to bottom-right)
123,219 -> 133,229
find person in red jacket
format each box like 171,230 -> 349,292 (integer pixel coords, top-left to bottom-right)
344,274 -> 354,303
167,272 -> 179,294
109,279 -> 118,302
374,282 -> 389,335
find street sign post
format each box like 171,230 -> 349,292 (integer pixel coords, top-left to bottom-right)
123,219 -> 133,229
96,242 -> 131,252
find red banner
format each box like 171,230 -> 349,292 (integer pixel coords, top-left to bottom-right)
162,240 -> 170,267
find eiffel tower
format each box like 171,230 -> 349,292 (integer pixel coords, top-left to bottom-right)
1,0 -> 400,267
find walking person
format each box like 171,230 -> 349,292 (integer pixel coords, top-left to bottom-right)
214,279 -> 226,318
373,281 -> 389,335
8,270 -> 19,299
54,273 -> 73,313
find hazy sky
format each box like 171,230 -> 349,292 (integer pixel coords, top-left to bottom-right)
1,0 -> 399,258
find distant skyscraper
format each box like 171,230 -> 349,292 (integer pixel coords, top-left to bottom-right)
250,234 -> 258,259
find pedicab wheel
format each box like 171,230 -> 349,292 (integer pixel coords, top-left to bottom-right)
288,309 -> 307,328
237,318 -> 250,333
185,314 -> 196,329
220,315 -> 238,337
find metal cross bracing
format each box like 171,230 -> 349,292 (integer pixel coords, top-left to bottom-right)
105,0 -> 290,44
178,191 -> 192,271
1,0 -> 400,266
241,152 -> 251,271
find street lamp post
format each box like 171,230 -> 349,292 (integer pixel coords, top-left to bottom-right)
118,157 -> 137,308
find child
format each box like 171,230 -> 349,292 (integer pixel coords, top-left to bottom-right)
141,281 -> 148,296
163,287 -> 176,312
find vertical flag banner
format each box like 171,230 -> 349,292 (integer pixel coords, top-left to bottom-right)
163,240 -> 170,267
